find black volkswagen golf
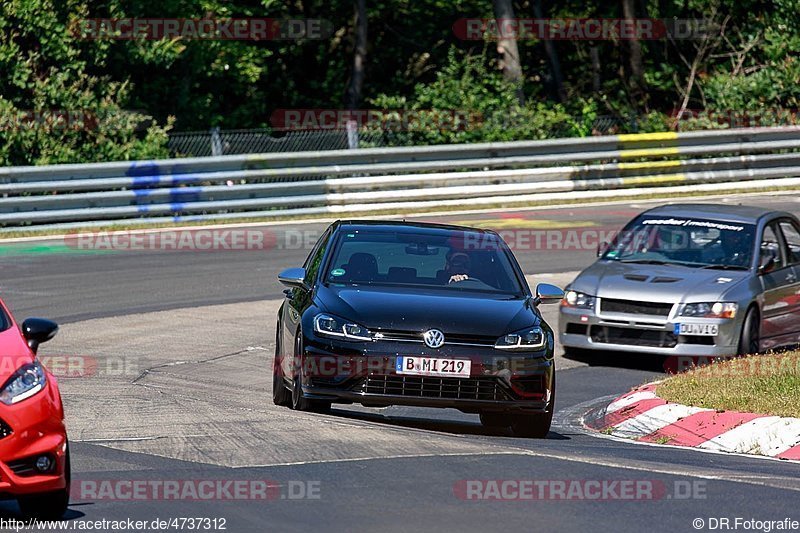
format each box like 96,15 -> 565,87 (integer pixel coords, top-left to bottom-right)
273,221 -> 564,438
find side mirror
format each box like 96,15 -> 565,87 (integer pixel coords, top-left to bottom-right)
278,267 -> 307,289
534,283 -> 565,305
21,318 -> 59,353
758,256 -> 776,275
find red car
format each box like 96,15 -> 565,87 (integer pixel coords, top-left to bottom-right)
0,298 -> 69,519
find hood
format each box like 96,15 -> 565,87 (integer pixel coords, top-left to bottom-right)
0,327 -> 35,384
570,261 -> 750,302
315,285 -> 538,336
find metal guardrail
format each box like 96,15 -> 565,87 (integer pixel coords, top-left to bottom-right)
2,127 -> 800,231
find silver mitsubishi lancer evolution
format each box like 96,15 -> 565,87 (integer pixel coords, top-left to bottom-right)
559,203 -> 800,357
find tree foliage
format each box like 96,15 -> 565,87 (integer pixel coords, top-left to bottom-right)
1,0 -> 798,164
0,0 -> 172,165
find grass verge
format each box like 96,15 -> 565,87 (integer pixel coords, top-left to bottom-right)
657,351 -> 800,418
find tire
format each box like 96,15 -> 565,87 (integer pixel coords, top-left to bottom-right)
289,333 -> 331,413
272,320 -> 292,407
310,401 -> 332,414
479,412 -> 512,428
737,306 -> 760,356
510,411 -> 553,439
511,372 -> 555,439
18,445 -> 70,520
291,333 -> 312,411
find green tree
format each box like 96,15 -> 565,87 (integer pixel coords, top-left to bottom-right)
0,0 -> 171,165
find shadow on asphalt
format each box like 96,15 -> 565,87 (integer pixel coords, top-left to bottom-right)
563,344 -> 800,374
328,408 -> 570,441
0,500 -> 85,520
563,350 -> 668,373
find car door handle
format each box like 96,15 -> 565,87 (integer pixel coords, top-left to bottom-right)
787,273 -> 797,283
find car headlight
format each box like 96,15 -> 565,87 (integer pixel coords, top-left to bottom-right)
679,302 -> 738,319
0,361 -> 47,405
314,313 -> 372,341
495,326 -> 546,351
562,290 -> 596,310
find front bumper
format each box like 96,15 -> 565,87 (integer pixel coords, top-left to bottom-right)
0,375 -> 67,498
298,334 -> 555,414
559,304 -> 741,356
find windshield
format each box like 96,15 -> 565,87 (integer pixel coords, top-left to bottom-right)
601,216 -> 756,269
325,230 -> 524,295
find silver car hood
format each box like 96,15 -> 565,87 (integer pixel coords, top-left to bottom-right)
569,260 -> 750,303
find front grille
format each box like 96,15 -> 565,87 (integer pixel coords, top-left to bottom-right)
8,459 -> 37,477
565,323 -> 588,335
375,330 -> 496,347
356,375 -> 513,401
590,325 -> 677,348
681,335 -> 715,346
600,298 -> 673,317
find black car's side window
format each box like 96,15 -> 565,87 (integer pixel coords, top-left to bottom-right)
777,220 -> 800,266
760,223 -> 786,271
304,228 -> 332,285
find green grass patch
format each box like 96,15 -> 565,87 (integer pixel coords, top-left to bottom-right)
0,243 -> 115,256
657,352 -> 800,418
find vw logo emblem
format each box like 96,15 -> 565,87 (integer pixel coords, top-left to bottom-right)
423,329 -> 445,349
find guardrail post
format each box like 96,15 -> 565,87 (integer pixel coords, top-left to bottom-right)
346,120 -> 359,150
211,127 -> 223,156
629,113 -> 639,133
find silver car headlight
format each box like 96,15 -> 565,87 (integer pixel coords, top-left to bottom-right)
495,327 -> 546,351
562,290 -> 596,310
314,313 -> 372,341
679,302 -> 738,319
0,361 -> 47,405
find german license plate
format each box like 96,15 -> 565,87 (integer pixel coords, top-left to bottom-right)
396,356 -> 471,378
675,323 -> 719,336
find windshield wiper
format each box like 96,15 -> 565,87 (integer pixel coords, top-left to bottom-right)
617,259 -> 695,267
618,259 -> 668,265
698,264 -> 749,271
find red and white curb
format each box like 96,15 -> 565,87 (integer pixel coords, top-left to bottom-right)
584,383 -> 800,461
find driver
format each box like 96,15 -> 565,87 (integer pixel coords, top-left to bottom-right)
445,251 -> 471,284
721,230 -> 750,265
711,230 -> 750,265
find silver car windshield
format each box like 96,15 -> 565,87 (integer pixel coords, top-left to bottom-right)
601,216 -> 756,269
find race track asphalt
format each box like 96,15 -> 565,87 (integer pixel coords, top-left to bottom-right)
1,193 -> 799,532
